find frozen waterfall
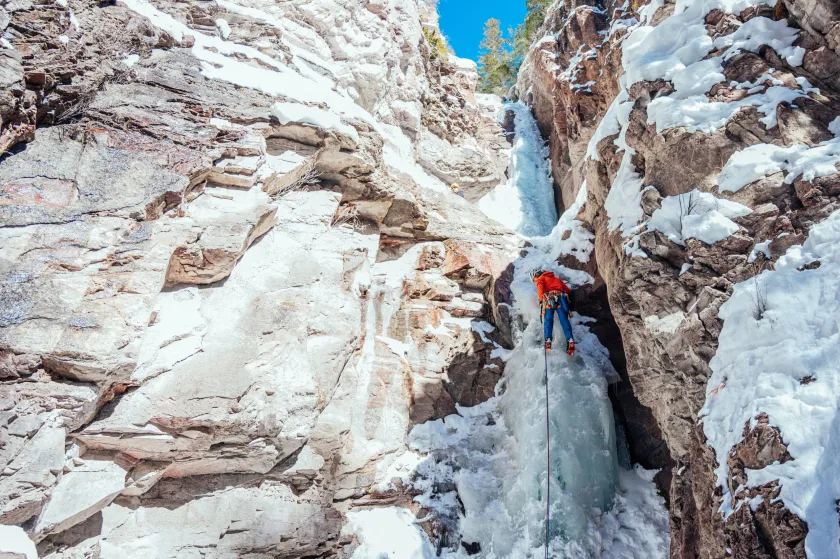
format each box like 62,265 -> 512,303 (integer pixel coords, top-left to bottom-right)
406,103 -> 670,558
409,283 -> 669,558
478,102 -> 558,238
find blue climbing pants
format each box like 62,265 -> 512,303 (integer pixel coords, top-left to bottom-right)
543,294 -> 573,342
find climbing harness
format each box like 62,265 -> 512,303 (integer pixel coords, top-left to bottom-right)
544,345 -> 551,559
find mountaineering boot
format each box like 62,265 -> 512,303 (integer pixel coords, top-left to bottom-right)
566,340 -> 575,355
545,340 -> 552,351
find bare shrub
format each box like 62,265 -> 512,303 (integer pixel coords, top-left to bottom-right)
55,96 -> 93,124
673,191 -> 722,240
56,68 -> 133,125
752,274 -> 768,320
750,259 -> 774,321
273,160 -> 321,199
676,191 -> 700,237
331,203 -> 359,229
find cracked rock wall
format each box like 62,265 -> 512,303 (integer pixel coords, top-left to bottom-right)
0,0 -> 518,556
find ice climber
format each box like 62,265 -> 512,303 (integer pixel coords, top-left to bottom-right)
531,269 -> 575,355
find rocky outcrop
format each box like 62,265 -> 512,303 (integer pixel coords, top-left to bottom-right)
0,0 -> 519,555
515,0 -> 622,213
416,63 -> 509,198
517,0 -> 840,557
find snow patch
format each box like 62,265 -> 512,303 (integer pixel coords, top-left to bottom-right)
375,451 -> 423,493
347,507 -> 436,558
717,138 -> 840,192
0,525 -> 37,559
647,190 -> 751,246
829,116 -> 840,136
714,16 -> 805,66
605,152 -> 647,237
749,239 -> 772,263
470,321 -> 496,344
271,102 -> 359,142
215,18 -> 231,39
644,312 -> 685,336
585,91 -> 629,161
648,85 -> 807,133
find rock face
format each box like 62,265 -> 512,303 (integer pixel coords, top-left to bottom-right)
517,0 -> 840,557
0,0 -> 518,555
7,0 -> 840,555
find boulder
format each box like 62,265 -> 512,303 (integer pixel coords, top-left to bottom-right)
34,460 -> 128,539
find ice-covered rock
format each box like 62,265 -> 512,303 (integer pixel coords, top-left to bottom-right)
0,0 -> 517,554
515,0 -> 840,556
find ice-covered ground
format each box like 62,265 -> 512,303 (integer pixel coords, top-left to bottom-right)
410,318 -> 669,558
478,103 -> 558,238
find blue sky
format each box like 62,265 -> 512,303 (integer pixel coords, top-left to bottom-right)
437,0 -> 527,62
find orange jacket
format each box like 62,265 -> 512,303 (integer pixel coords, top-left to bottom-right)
535,271 -> 570,301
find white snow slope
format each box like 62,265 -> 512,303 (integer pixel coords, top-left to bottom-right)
702,208 -> 840,557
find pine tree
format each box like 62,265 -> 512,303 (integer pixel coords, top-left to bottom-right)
476,0 -> 553,94
507,23 -> 529,71
477,18 -> 512,94
523,0 -> 553,43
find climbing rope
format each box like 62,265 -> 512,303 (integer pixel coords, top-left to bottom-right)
544,346 -> 551,559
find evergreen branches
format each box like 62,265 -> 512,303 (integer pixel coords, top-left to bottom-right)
477,0 -> 552,95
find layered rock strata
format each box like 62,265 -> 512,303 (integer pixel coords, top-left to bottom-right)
0,0 -> 518,556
